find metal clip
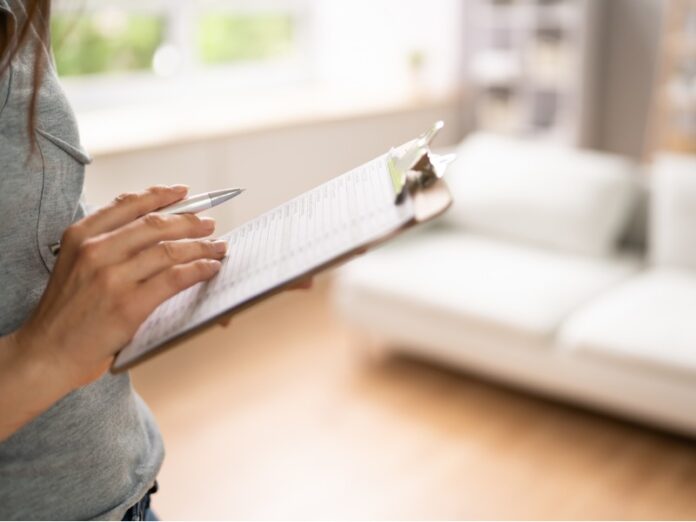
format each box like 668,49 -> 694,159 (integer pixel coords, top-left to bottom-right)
388,121 -> 457,204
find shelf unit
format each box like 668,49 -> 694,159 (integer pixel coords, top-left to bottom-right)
463,0 -> 602,147
651,0 -> 696,156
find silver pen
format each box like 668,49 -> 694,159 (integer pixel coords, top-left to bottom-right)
161,188 -> 244,214
48,188 -> 244,256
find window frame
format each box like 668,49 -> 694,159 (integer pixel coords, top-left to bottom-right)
53,0 -> 314,111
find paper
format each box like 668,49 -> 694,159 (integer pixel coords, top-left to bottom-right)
114,153 -> 415,368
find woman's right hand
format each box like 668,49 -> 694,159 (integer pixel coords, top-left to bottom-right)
12,185 -> 227,392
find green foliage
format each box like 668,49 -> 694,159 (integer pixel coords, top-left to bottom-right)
197,12 -> 295,64
51,13 -> 165,77
50,9 -> 295,77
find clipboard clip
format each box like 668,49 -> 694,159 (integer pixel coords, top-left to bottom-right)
388,120 -> 457,204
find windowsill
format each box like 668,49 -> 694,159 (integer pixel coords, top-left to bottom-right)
75,84 -> 463,158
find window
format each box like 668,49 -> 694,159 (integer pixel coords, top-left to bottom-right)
52,11 -> 166,77
197,11 -> 295,65
52,0 -> 310,111
56,0 -> 463,119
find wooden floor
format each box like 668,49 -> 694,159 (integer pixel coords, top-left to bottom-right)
132,277 -> 696,520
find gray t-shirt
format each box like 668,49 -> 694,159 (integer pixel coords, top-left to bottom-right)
0,1 -> 164,519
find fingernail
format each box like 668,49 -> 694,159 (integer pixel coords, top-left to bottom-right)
200,217 -> 216,231
211,240 -> 227,255
171,184 -> 188,194
208,259 -> 222,271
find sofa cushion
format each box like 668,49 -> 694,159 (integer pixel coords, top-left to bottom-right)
336,229 -> 641,340
445,133 -> 638,256
560,269 -> 696,378
650,153 -> 696,271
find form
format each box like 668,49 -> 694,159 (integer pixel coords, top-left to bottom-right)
113,153 -> 415,370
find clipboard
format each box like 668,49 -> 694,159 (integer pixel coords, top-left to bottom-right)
111,121 -> 456,373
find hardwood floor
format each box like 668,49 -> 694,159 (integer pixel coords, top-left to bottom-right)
131,277 -> 696,520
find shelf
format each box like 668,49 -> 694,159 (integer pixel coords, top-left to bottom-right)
465,0 -> 597,146
651,0 -> 696,155
76,84 -> 462,157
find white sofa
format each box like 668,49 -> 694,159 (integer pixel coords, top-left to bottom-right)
332,134 -> 696,437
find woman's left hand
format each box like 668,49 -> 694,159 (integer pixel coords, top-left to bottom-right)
216,277 -> 313,328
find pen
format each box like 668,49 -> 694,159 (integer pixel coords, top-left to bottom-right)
48,188 -> 244,256
161,188 -> 245,215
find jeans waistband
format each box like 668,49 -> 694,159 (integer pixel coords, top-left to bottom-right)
122,481 -> 158,521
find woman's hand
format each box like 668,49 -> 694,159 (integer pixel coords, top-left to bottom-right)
216,277 -> 314,328
13,185 -> 227,391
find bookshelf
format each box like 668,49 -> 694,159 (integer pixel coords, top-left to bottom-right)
651,0 -> 696,156
463,0 -> 602,147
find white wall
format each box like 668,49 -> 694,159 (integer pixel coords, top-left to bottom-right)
311,0 -> 465,98
83,99 -> 464,232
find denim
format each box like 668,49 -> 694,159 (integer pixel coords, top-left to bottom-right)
122,483 -> 159,522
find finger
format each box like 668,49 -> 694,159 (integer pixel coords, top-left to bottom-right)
287,277 -> 314,291
80,213 -> 216,269
81,185 -> 189,240
116,239 -> 228,283
134,259 -> 222,320
58,186 -> 189,268
217,315 -> 233,328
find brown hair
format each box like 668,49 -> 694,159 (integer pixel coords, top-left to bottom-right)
0,0 -> 51,139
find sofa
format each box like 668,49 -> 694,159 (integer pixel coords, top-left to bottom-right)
332,133 -> 696,437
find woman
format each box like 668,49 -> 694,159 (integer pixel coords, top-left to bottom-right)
0,1 -> 286,519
